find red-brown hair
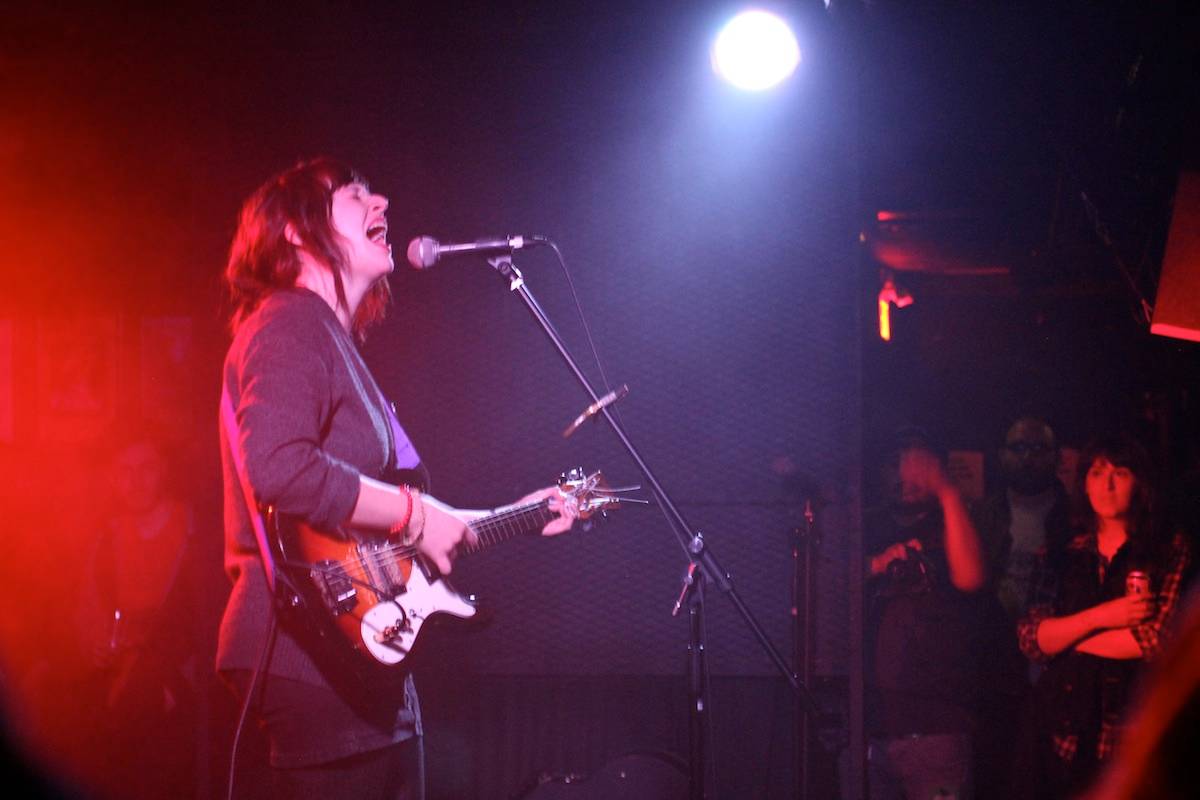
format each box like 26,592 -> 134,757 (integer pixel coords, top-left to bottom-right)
224,157 -> 391,340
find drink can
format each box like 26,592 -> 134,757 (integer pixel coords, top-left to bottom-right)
1126,570 -> 1150,596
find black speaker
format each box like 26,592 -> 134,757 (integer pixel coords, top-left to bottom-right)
516,752 -> 689,800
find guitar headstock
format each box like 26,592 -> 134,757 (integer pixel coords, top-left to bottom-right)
557,467 -> 648,520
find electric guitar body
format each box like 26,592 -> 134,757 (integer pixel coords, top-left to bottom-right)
267,468 -> 628,690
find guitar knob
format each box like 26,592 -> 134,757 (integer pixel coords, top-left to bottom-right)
374,619 -> 413,643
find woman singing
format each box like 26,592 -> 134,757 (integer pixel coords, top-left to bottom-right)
217,157 -> 576,799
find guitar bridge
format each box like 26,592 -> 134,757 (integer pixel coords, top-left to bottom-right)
312,560 -> 356,615
358,540 -> 408,600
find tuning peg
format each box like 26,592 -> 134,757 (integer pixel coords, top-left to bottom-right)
559,466 -> 587,485
599,484 -> 643,495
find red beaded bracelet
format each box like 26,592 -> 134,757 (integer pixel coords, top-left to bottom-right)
389,485 -> 414,541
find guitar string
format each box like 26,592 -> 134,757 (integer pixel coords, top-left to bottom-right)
286,492 -> 587,638
278,559 -> 402,638
465,501 -> 563,553
303,479 -> 605,591
308,499 -> 554,590
294,479 -> 600,587
282,487 -> 595,644
281,558 -> 393,597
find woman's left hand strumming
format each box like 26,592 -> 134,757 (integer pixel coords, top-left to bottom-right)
516,486 -> 579,536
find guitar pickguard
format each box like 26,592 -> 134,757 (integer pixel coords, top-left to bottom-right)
360,566 -> 478,664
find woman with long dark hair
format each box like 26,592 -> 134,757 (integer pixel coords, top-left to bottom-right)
1017,433 -> 1192,798
217,157 -> 576,799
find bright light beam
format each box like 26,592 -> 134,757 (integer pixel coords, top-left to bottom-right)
711,10 -> 800,91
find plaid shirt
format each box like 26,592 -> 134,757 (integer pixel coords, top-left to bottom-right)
1018,531 -> 1192,764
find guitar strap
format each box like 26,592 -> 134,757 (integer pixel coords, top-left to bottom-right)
219,383 -> 277,593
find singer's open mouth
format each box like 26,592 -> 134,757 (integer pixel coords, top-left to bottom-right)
367,221 -> 388,244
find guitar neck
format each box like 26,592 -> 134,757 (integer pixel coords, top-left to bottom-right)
463,500 -> 555,555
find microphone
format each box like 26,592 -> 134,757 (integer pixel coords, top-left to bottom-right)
406,235 -> 545,270
562,384 -> 629,438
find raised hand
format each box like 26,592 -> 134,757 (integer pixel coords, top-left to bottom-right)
898,448 -> 951,501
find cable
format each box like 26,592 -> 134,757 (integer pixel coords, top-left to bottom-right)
1079,190 -> 1154,325
542,238 -> 699,546
544,239 -> 626,428
225,601 -> 278,800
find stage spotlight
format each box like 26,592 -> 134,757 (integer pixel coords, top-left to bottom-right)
711,10 -> 800,91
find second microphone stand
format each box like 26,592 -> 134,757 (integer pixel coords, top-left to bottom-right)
487,255 -> 818,799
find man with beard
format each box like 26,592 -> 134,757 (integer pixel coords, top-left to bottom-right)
865,427 -> 986,800
977,417 -> 1072,620
971,416 -> 1073,799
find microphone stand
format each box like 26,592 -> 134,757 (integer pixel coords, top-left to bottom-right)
793,499 -> 819,800
487,255 -> 818,799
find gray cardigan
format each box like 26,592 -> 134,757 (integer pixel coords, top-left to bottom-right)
217,289 -> 420,753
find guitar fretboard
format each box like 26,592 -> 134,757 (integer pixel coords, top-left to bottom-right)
464,500 -> 555,554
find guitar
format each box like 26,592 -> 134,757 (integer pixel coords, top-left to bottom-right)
267,468 -> 634,686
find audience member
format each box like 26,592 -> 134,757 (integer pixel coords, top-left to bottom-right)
864,426 -> 986,800
972,416 -> 1074,798
1084,580 -> 1200,799
977,417 -> 1074,619
70,433 -> 204,800
1017,433 -> 1192,799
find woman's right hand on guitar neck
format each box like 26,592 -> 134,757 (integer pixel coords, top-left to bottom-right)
413,493 -> 474,574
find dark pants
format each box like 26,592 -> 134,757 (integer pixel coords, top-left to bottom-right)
975,685 -> 1033,800
226,670 -> 424,800
271,739 -> 424,800
868,733 -> 973,800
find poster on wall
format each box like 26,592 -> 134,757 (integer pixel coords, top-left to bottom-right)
36,316 -> 119,443
139,316 -> 193,432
